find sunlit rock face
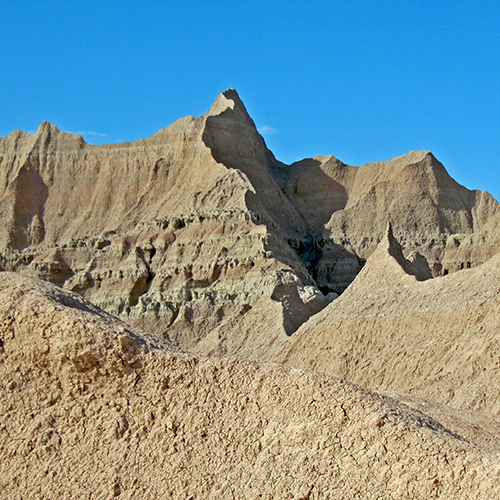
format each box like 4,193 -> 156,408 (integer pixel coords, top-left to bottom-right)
1,89 -> 500,356
274,150 -> 500,293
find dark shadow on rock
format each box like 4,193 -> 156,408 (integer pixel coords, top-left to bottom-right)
271,283 -> 311,336
387,224 -> 433,281
309,240 -> 365,294
280,158 -> 349,234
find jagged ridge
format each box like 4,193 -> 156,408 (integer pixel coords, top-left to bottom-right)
1,89 -> 500,357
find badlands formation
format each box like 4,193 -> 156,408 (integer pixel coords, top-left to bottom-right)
1,89 -> 500,355
2,89 -> 500,497
3,273 -> 500,499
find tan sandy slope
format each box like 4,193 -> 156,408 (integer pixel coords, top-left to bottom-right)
1,272 -> 500,499
276,225 -> 500,420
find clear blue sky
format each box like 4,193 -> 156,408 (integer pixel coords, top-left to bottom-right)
2,1 -> 500,199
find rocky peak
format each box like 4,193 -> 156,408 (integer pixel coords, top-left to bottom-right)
206,88 -> 253,123
36,120 -> 60,134
33,121 -> 85,153
1,90 -> 500,358
203,88 -> 262,146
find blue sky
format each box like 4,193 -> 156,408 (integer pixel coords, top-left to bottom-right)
2,1 -> 500,199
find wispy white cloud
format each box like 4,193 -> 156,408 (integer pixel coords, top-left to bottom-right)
257,125 -> 278,136
71,130 -> 108,137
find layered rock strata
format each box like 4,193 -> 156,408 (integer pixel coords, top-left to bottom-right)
0,91 -> 322,353
1,89 -> 500,356
2,272 -> 500,499
273,151 -> 500,293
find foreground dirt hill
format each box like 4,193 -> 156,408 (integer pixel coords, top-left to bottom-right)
1,272 -> 500,499
1,89 -> 500,358
276,225 -> 500,420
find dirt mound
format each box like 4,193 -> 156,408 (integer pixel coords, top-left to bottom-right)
1,272 -> 500,498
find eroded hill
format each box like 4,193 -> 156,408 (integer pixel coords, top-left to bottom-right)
3,90 -> 500,496
1,89 -> 500,359
2,272 -> 500,499
276,225 -> 500,419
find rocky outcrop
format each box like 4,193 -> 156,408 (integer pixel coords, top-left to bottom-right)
2,272 -> 500,499
275,151 -> 500,293
275,225 -> 500,417
0,91 -> 322,353
2,89 -> 500,356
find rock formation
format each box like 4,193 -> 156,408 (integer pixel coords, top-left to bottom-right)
4,89 -> 500,496
273,150 -> 500,292
1,89 -> 500,358
276,224 -> 500,422
0,90 -> 321,355
2,272 -> 500,499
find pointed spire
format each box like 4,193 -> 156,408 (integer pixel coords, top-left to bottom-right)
379,220 -> 398,252
206,89 -> 254,126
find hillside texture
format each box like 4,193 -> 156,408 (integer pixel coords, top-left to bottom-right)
2,273 -> 500,499
1,90 -> 500,357
276,226 -> 500,418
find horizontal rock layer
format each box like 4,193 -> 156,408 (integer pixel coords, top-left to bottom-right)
1,89 -> 500,356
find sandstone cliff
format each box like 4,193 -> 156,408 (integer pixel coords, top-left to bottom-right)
2,272 -> 500,499
1,89 -> 500,357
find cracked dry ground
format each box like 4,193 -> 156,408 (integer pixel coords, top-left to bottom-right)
1,273 -> 500,499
